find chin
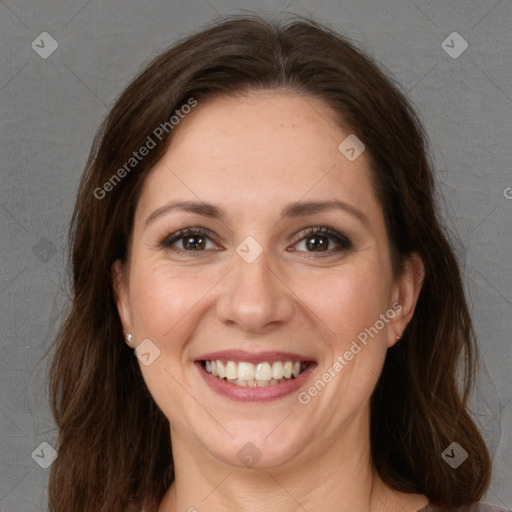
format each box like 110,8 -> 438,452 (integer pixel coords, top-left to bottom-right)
199,423 -> 307,470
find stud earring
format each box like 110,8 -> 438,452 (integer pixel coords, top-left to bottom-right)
126,333 -> 132,344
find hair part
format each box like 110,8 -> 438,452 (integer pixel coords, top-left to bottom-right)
49,14 -> 491,512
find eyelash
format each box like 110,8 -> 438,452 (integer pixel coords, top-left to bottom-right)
160,226 -> 353,257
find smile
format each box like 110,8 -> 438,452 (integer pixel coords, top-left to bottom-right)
201,360 -> 308,387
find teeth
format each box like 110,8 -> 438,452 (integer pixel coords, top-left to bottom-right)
217,360 -> 225,379
203,359 -> 308,387
225,361 -> 237,380
272,361 -> 284,379
238,362 -> 255,380
255,362 -> 272,380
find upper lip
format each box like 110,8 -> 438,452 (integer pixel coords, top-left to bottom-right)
195,350 -> 316,364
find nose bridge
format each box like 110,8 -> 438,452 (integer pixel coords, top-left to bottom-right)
235,245 -> 273,296
217,239 -> 293,332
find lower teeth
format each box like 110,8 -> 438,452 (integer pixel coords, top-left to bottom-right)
223,377 -> 293,387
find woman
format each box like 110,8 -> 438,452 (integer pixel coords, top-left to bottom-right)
48,15 -> 507,512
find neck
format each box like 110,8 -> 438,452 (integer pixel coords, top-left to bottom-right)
156,409 -> 422,512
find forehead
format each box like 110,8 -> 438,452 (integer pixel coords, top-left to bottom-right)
135,90 -> 381,226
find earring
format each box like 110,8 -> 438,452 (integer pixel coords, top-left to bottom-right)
396,335 -> 401,341
126,333 -> 132,344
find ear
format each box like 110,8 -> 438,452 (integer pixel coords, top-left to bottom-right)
387,252 -> 425,348
112,259 -> 133,344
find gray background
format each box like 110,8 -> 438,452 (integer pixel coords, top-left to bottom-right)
0,0 -> 511,510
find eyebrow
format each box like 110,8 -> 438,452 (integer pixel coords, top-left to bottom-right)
144,199 -> 369,227
145,200 -> 224,226
281,200 -> 368,226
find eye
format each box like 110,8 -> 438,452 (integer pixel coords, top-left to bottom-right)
159,226 -> 352,257
160,228 -> 220,252
290,226 -> 352,256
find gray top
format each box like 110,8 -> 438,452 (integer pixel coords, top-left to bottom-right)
418,504 -> 510,512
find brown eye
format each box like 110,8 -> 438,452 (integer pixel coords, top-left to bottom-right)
161,228 -> 219,252
182,234 -> 207,250
292,226 -> 352,256
305,235 -> 330,251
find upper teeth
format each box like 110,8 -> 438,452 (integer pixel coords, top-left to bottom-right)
204,360 -> 304,381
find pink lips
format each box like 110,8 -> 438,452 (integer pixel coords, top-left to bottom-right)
194,350 -> 317,403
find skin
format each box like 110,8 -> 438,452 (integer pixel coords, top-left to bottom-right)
113,90 -> 426,512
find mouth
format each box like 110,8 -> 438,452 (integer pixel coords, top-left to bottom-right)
200,359 -> 310,387
195,350 -> 316,402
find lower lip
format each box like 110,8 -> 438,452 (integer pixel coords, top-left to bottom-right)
195,361 -> 316,403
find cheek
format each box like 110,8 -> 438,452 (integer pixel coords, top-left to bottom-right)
291,262 -> 392,340
127,265 -> 216,422
129,261 -> 215,339
294,262 -> 393,394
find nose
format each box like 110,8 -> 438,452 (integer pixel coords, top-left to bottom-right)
216,246 -> 294,334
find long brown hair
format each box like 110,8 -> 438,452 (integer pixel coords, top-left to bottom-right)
49,15 -> 491,512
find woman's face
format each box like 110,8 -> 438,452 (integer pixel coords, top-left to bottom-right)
114,90 -> 422,470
